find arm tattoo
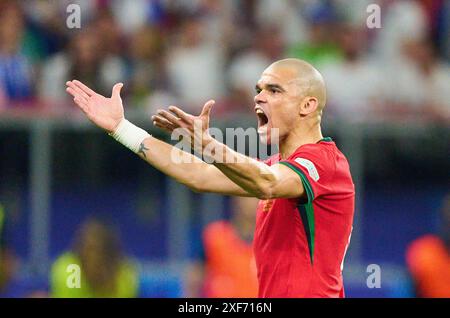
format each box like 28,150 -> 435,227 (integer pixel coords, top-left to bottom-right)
138,142 -> 149,158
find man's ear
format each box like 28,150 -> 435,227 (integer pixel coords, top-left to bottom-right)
299,96 -> 319,116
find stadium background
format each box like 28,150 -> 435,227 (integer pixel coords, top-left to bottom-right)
0,0 -> 449,297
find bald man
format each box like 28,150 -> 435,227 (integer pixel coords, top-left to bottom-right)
66,58 -> 355,298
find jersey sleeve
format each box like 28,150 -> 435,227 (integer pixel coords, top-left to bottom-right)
278,146 -> 335,202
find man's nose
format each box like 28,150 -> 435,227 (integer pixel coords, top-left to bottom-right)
254,91 -> 266,104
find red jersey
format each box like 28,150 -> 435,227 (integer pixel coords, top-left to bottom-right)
253,137 -> 355,297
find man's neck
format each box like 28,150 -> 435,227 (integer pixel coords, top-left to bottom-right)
279,124 -> 323,160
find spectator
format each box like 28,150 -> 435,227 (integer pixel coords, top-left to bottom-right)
126,25 -> 168,108
0,204 -> 14,296
383,36 -> 450,123
92,9 -> 124,58
50,217 -> 139,298
0,83 -> 7,110
406,195 -> 450,297
221,25 -> 284,116
0,1 -> 34,107
0,203 -> 25,298
109,0 -> 152,35
22,0 -> 72,60
186,197 -> 259,298
287,2 -> 342,69
254,0 -> 309,48
166,14 -> 225,112
374,0 -> 428,62
39,27 -> 126,110
0,246 -> 17,297
321,23 -> 385,122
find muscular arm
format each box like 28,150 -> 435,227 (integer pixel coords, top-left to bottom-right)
207,139 -> 305,199
65,80 -> 251,196
136,136 -> 253,196
65,80 -> 304,199
155,105 -> 306,200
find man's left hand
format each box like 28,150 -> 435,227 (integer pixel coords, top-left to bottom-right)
152,100 -> 216,154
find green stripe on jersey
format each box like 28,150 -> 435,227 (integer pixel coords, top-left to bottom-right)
279,162 -> 316,263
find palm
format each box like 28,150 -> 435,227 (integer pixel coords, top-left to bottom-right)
66,80 -> 124,133
85,94 -> 123,132
152,100 -> 215,150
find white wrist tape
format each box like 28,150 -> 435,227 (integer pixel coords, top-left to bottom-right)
109,119 -> 150,153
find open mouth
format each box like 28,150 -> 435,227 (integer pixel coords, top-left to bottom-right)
255,107 -> 269,128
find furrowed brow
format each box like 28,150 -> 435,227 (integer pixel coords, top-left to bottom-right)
256,83 -> 285,92
267,84 -> 285,92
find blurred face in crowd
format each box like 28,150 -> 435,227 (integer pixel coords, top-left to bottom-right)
254,59 -> 326,144
403,38 -> 436,73
338,24 -> 366,61
181,19 -> 204,47
309,22 -> 332,45
75,220 -> 121,291
0,248 -> 17,292
130,26 -> 163,61
257,26 -> 284,60
0,4 -> 24,55
94,10 -> 121,55
71,31 -> 100,68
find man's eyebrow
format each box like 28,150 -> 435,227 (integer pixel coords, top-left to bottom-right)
267,84 -> 285,91
255,83 -> 285,92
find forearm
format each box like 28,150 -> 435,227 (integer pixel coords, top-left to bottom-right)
207,140 -> 278,199
108,119 -> 206,190
137,135 -> 210,190
110,120 -> 252,196
138,136 -> 253,196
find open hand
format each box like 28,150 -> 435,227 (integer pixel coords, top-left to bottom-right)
66,80 -> 124,133
152,100 -> 215,151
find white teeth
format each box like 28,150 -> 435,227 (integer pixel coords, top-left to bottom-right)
256,109 -> 264,114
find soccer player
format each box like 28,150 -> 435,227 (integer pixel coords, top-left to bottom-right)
66,58 -> 355,298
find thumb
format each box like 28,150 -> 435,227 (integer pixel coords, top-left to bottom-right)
112,83 -> 123,99
200,100 -> 215,117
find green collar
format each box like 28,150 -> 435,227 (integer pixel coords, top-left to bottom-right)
319,137 -> 333,143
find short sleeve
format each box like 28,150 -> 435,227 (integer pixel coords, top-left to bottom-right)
278,147 -> 335,202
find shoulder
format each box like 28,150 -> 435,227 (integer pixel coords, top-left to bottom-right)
291,141 -> 338,171
279,141 -> 342,190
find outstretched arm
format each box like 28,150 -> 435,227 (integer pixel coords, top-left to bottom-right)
153,102 -> 306,200
65,80 -> 252,196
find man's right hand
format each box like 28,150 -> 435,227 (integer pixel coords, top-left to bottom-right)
66,80 -> 125,133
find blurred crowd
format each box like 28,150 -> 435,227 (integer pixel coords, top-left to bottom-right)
0,0 -> 448,123
0,1 -> 449,298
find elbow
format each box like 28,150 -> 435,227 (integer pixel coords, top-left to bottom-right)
254,183 -> 276,200
256,191 -> 275,200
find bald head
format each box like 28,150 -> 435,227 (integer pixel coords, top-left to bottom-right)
265,58 -> 327,111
